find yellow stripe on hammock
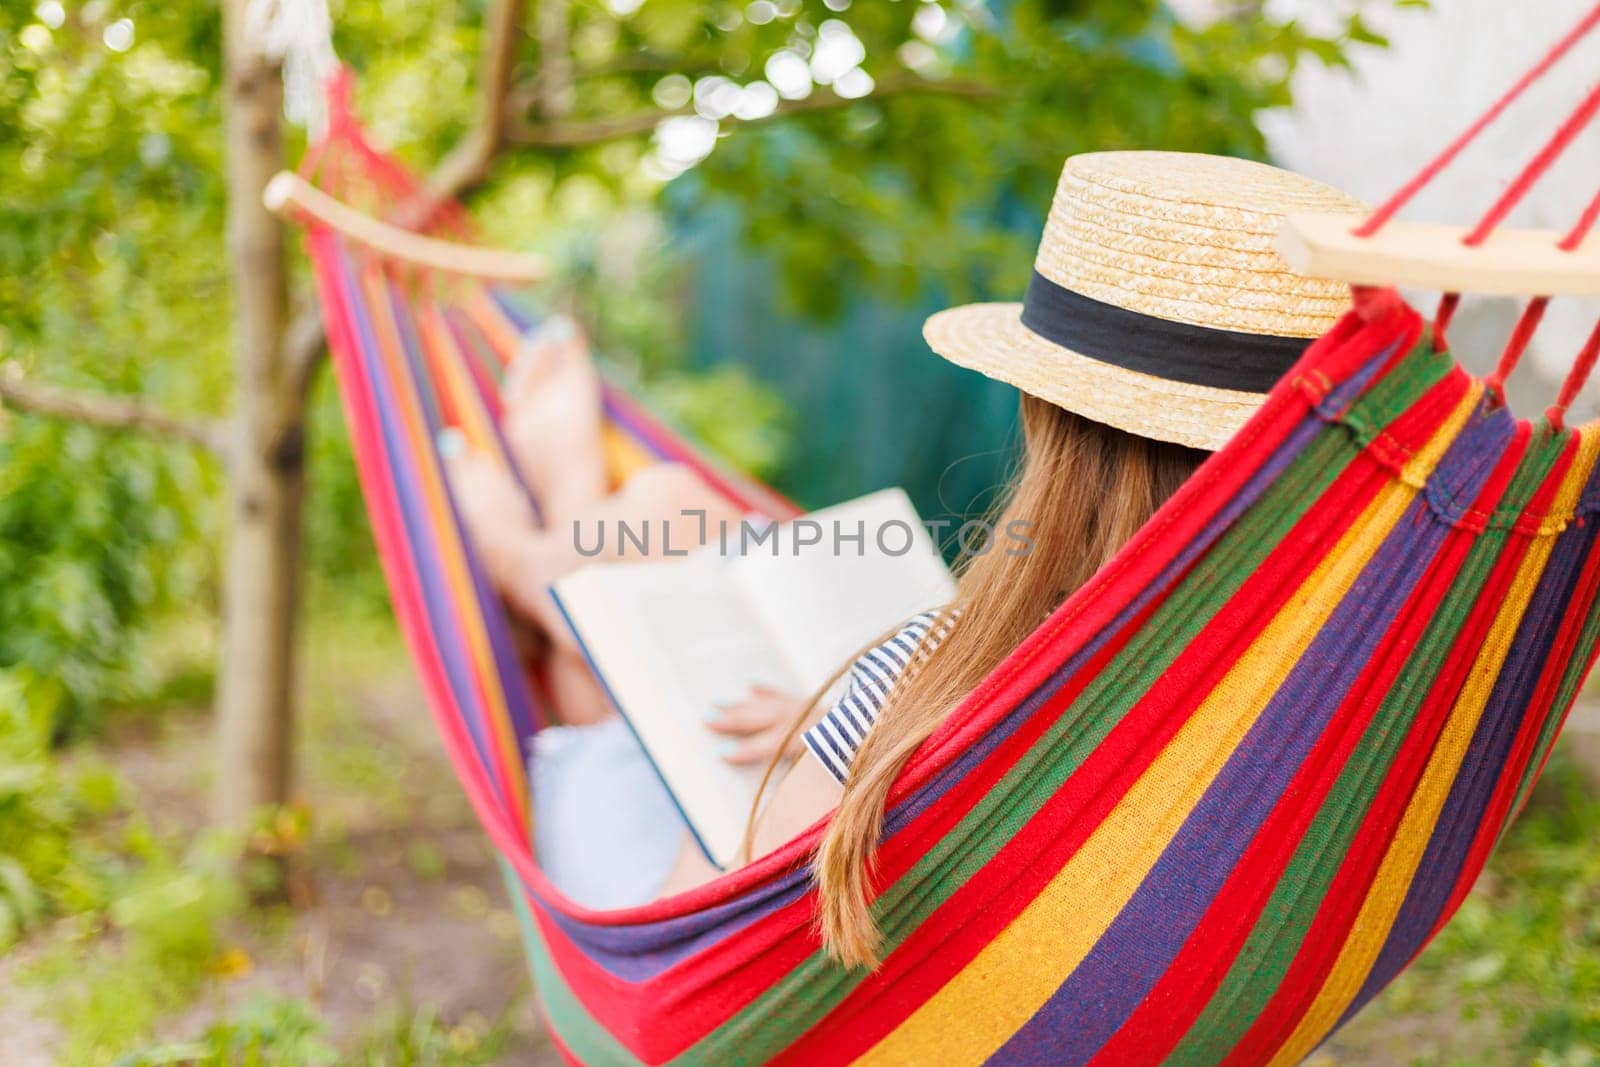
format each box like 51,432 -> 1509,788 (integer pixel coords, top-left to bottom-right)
859,385 -> 1481,1067
416,298 -> 515,475
1268,425 -> 1600,1066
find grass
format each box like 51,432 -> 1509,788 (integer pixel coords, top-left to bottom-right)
3,610 -> 546,1065
1332,750 -> 1600,1065
108,996 -> 513,1067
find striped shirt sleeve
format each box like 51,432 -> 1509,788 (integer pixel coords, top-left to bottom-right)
802,609 -> 952,785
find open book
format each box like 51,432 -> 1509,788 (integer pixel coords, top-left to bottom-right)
550,488 -> 956,869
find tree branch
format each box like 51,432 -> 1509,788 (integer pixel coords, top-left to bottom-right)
504,53 -> 726,117
285,0 -> 528,396
0,363 -> 228,455
506,74 -> 999,147
427,0 -> 528,201
535,0 -> 573,121
284,301 -> 327,401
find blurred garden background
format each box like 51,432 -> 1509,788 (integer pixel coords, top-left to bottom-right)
3,0 -> 1600,1062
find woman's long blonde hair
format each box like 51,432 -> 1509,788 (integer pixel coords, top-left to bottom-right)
813,394 -> 1204,968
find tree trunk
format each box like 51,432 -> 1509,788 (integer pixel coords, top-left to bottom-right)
215,0 -> 304,830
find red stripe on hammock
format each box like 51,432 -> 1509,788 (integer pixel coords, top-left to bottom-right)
1098,430 -> 1574,1065
1221,423 -> 1539,1065
356,264 -> 527,821
310,231 -> 553,894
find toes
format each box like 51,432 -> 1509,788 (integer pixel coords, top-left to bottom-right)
437,427 -> 468,472
437,429 -> 492,498
506,315 -> 588,404
437,431 -> 538,533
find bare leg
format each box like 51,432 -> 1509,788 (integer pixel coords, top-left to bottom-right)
447,459 -> 745,727
501,316 -> 607,526
477,461 -> 745,640
443,318 -> 746,725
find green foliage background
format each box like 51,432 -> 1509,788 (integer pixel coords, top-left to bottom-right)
0,0 -> 1380,729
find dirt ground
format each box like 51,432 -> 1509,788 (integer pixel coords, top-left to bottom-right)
0,645 -> 564,1066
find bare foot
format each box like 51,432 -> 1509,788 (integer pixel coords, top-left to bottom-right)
502,316 -> 608,525
440,429 -> 608,636
439,429 -> 539,588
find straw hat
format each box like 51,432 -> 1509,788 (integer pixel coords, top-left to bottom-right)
924,151 -> 1365,451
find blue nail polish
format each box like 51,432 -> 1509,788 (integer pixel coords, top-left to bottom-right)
715,740 -> 739,758
437,427 -> 465,458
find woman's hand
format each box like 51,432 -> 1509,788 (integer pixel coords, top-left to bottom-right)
706,686 -> 811,766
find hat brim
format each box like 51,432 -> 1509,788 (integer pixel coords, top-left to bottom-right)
924,303 -> 1266,452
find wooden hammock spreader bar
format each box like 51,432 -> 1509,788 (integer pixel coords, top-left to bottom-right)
1278,213 -> 1600,297
263,172 -> 549,283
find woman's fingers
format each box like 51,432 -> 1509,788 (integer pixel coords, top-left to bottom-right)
707,688 -> 809,765
715,722 -> 804,766
705,689 -> 804,735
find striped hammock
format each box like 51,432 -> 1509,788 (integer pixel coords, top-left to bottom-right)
292,68 -> 1600,1067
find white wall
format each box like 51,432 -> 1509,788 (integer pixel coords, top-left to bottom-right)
1258,0 -> 1600,414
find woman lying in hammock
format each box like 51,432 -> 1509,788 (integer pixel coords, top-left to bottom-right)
444,151 -> 1364,965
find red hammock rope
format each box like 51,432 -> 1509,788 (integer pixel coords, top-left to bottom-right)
1462,77 -> 1600,248
1350,2 -> 1600,412
1354,1 -> 1600,238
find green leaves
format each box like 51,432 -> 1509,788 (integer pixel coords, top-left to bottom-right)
0,667 -> 112,947
0,410 -> 218,734
646,363 -> 795,478
615,0 -> 1362,315
1,2 -> 227,732
110,997 -> 337,1067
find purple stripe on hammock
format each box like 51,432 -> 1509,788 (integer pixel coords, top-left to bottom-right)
478,296 -> 829,965
525,414 -> 1313,977
878,342 -> 1400,839
490,288 -> 534,332
999,404 -> 1514,1065
382,278 -> 445,432
379,279 -> 544,771
601,386 -> 683,463
407,306 -> 545,748
442,485 -> 544,760
336,246 -> 513,811
458,530 -> 544,758
437,307 -> 545,520
519,342 -> 1404,980
442,303 -> 511,396
378,277 -> 543,763
1340,442 -> 1600,1021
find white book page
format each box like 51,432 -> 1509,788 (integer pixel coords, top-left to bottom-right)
729,488 -> 956,689
553,555 -> 798,868
551,488 -> 955,867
